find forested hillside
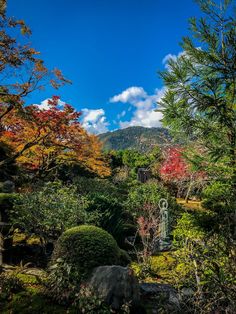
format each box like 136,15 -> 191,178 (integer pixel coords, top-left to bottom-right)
99,126 -> 172,151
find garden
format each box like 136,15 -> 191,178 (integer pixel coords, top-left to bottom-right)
0,0 -> 235,313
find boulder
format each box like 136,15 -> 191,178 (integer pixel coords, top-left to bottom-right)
140,283 -> 180,312
85,265 -> 140,310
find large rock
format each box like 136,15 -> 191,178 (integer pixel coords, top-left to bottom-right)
140,283 -> 180,313
85,265 -> 140,310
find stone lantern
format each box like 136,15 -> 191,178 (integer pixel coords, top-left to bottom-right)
137,168 -> 151,183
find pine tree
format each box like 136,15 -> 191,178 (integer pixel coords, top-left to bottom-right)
158,0 -> 236,235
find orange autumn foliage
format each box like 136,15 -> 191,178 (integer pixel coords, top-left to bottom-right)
0,96 -> 110,177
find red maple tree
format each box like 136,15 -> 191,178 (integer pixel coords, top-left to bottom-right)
160,147 -> 206,201
160,147 -> 190,181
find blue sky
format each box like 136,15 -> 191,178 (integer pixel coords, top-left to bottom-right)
8,0 -> 202,133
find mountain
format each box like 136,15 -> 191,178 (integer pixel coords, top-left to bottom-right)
98,126 -> 172,152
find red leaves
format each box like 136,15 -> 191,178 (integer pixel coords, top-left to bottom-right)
0,97 -> 110,177
160,147 -> 206,183
160,147 -> 190,181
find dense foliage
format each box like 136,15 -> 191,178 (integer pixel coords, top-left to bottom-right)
85,193 -> 135,247
157,0 -> 236,312
172,209 -> 236,313
48,225 -> 120,303
159,0 -> 236,191
0,96 -> 110,178
11,181 -> 93,243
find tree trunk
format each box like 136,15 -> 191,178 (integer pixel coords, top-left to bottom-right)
185,180 -> 193,203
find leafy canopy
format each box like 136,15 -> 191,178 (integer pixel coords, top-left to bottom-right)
0,96 -> 110,177
158,0 -> 236,182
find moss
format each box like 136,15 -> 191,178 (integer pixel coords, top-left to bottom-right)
131,252 -> 176,283
150,252 -> 176,282
176,198 -> 203,211
1,291 -> 68,314
0,271 -> 68,314
151,252 -> 175,271
27,235 -> 41,246
0,193 -> 17,205
130,262 -> 143,278
16,273 -> 39,285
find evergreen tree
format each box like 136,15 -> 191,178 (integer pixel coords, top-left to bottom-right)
159,0 -> 236,184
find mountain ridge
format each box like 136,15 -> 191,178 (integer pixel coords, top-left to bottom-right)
98,126 -> 172,152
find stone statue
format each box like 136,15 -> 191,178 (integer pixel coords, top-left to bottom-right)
159,198 -> 171,250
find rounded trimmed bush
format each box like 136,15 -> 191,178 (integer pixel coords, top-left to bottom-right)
54,225 -> 120,275
48,225 -> 121,303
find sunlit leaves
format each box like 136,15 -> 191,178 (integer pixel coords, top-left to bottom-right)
0,96 -> 110,177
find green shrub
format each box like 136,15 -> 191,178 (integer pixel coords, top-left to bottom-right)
202,181 -> 234,213
11,181 -> 94,243
127,180 -> 179,219
86,193 -> 135,247
172,211 -> 214,245
48,225 -> 120,303
118,249 -> 132,266
54,225 -> 120,272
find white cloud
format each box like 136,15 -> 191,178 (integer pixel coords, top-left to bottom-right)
110,86 -> 147,104
35,98 -> 65,110
162,49 -> 202,70
119,110 -> 163,129
162,51 -> 186,70
35,100 -> 109,135
38,99 -> 51,110
81,108 -> 109,134
110,86 -> 165,129
162,53 -> 178,65
162,51 -> 186,64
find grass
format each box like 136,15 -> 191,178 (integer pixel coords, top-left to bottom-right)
176,198 -> 203,211
131,251 -> 177,283
151,252 -> 176,283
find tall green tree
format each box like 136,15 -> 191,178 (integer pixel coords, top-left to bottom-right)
159,0 -> 236,184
